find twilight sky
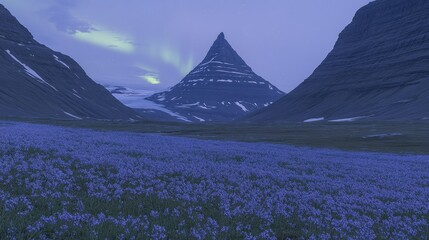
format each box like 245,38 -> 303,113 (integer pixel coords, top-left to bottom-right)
2,0 -> 372,92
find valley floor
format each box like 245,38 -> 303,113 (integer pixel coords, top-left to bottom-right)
0,121 -> 428,238
9,117 -> 429,155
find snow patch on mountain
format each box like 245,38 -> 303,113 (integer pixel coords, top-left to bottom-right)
6,49 -> 58,91
53,55 -> 70,69
235,102 -> 249,112
193,115 -> 206,122
63,111 -> 82,120
304,117 -> 325,123
329,116 -> 369,122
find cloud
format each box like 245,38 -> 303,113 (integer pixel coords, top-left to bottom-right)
26,0 -> 195,87
136,64 -> 161,85
47,10 -> 93,33
39,0 -> 92,34
73,26 -> 134,53
140,75 -> 161,85
149,44 -> 194,77
37,0 -> 133,53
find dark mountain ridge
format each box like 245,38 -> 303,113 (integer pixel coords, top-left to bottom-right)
248,0 -> 429,122
0,4 -> 138,120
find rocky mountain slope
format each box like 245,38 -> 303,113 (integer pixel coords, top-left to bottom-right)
248,0 -> 429,122
0,4 -> 138,120
147,33 -> 284,122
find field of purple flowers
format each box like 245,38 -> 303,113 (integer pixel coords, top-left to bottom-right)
0,121 -> 428,239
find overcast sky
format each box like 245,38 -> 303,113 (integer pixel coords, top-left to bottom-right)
2,0 -> 372,92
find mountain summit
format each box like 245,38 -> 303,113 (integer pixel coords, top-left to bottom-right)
147,32 -> 284,122
249,0 -> 429,122
0,4 -> 137,119
201,32 -> 248,68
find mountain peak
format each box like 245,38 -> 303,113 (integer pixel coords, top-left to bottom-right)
212,32 -> 228,48
200,32 -> 247,67
217,32 -> 225,40
147,33 -> 284,122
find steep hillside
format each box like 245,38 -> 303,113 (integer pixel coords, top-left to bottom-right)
249,0 -> 429,122
0,4 -> 138,120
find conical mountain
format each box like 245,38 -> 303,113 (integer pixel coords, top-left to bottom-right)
0,4 -> 138,120
249,0 -> 429,122
148,33 -> 284,122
